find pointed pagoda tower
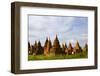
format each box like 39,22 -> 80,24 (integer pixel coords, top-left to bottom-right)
62,42 -> 67,55
44,37 -> 52,55
50,34 -> 62,55
53,34 -> 61,48
62,42 -> 67,49
44,37 -> 48,55
67,42 -> 73,55
44,37 -> 48,48
73,41 -> 82,54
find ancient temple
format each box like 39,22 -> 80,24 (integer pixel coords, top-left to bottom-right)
44,37 -> 52,56
50,35 -> 62,55
28,34 -> 84,56
44,37 -> 48,55
66,42 -> 73,55
62,42 -> 67,55
73,41 -> 82,54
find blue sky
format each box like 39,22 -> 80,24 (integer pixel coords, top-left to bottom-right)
28,15 -> 88,47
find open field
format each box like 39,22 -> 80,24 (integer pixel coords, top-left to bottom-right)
28,51 -> 87,61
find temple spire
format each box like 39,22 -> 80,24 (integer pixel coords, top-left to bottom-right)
48,37 -> 50,41
55,34 -> 58,40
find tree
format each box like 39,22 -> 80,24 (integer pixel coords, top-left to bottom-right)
28,42 -> 32,55
28,42 -> 30,49
83,43 -> 88,52
28,42 -> 30,55
31,45 -> 35,55
36,41 -> 44,55
30,41 -> 37,55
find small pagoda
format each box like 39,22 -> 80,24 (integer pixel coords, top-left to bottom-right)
73,41 -> 82,54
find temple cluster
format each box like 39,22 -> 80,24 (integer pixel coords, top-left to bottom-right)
28,35 -> 88,56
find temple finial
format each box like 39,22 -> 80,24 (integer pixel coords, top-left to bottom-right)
48,36 -> 50,41
56,33 -> 57,37
55,34 -> 58,39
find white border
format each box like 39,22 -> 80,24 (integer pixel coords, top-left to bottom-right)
20,7 -> 95,70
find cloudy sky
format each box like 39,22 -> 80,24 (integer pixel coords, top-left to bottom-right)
28,15 -> 88,47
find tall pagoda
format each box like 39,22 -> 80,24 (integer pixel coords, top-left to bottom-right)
50,34 -> 62,55
44,37 -> 52,55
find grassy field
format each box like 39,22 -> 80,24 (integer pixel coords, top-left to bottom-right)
28,51 -> 87,61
